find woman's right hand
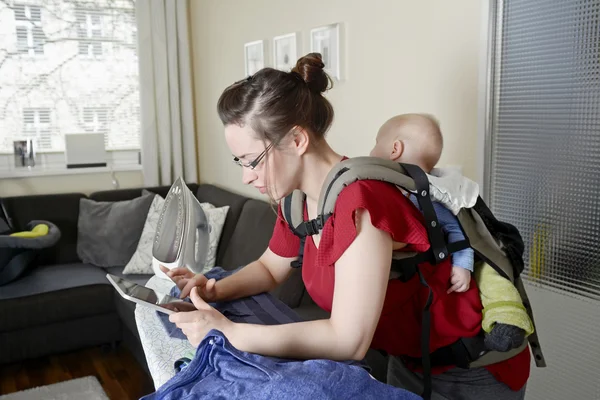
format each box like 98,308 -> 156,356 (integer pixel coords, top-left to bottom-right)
159,265 -> 218,301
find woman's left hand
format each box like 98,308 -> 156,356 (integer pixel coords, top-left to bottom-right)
169,287 -> 233,347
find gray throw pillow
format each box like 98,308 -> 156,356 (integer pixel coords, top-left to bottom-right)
77,192 -> 154,267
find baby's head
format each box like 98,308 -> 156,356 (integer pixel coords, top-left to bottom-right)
369,113 -> 443,173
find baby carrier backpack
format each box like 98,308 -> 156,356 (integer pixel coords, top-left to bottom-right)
279,157 -> 545,399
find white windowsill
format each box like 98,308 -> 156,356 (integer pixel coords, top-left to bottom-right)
0,164 -> 142,179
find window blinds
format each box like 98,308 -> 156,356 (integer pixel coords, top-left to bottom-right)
487,2 -> 600,399
488,0 -> 600,299
0,0 -> 140,154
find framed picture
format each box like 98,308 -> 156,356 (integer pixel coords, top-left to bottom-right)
273,32 -> 300,71
244,40 -> 266,76
310,23 -> 342,80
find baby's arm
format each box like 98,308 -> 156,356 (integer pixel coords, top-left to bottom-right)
433,202 -> 474,271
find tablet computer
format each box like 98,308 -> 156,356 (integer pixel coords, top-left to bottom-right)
106,273 -> 195,315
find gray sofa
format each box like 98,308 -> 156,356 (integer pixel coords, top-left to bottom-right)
0,183 -> 387,382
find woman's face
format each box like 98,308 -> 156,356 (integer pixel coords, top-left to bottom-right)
224,123 -> 300,201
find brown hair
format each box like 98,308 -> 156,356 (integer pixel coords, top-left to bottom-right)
217,53 -> 334,145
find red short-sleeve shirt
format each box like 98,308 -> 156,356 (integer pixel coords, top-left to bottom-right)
269,179 -> 431,311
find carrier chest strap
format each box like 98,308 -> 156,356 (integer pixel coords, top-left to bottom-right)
401,163 -> 448,265
289,236 -> 305,269
391,240 -> 471,281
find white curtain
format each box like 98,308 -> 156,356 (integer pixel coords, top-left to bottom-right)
136,0 -> 197,187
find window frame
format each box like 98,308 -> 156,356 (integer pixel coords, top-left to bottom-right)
76,9 -> 108,59
14,3 -> 45,57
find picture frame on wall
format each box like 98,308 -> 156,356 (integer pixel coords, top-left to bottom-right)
310,23 -> 342,80
273,32 -> 300,72
244,40 -> 266,76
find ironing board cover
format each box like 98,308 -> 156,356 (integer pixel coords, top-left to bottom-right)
135,275 -> 195,389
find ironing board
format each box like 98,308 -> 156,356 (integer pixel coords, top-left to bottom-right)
134,275 -> 196,389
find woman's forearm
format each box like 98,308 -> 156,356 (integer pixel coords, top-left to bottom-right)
213,259 -> 280,302
225,319 -> 367,362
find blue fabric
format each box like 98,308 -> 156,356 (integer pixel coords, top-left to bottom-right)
156,267 -> 303,340
409,197 -> 475,271
142,329 -> 422,400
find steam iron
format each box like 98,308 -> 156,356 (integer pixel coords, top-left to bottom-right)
152,177 -> 210,274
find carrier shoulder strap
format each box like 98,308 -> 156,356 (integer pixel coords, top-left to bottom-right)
280,157 -> 451,265
281,191 -> 307,269
281,190 -> 307,237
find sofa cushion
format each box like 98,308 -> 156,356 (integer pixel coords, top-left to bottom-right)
0,263 -> 112,300
0,285 -> 115,333
0,263 -> 119,332
196,184 -> 248,266
220,199 -> 276,268
0,193 -> 86,265
77,193 -> 154,267
198,202 -> 230,273
0,263 -> 151,333
220,199 -> 306,308
0,313 -> 121,364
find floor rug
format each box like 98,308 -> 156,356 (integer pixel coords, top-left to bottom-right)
0,376 -> 109,400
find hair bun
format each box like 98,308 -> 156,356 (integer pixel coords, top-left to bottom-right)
292,53 -> 332,93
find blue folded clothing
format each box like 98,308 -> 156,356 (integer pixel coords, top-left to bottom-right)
142,329 -> 422,400
156,267 -> 303,340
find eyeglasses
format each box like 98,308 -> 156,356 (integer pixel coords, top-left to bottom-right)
232,141 -> 275,170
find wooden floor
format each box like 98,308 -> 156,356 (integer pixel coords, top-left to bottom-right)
0,345 -> 155,399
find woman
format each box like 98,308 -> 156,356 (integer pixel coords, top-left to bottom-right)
162,53 -> 530,399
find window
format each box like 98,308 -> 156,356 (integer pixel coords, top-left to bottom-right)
0,0 -> 140,167
22,107 -> 52,150
83,106 -> 109,133
77,11 -> 104,57
14,4 -> 45,55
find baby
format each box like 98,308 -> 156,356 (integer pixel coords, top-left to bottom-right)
369,113 -> 534,352
370,113 -> 472,293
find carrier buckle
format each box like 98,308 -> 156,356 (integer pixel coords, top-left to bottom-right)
304,217 -> 323,236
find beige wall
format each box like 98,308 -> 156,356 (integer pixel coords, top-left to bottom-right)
190,0 -> 483,199
0,171 -> 144,197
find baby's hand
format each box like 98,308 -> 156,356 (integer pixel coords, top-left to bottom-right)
447,266 -> 471,294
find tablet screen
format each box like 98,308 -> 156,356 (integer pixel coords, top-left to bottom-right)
109,274 -> 192,311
